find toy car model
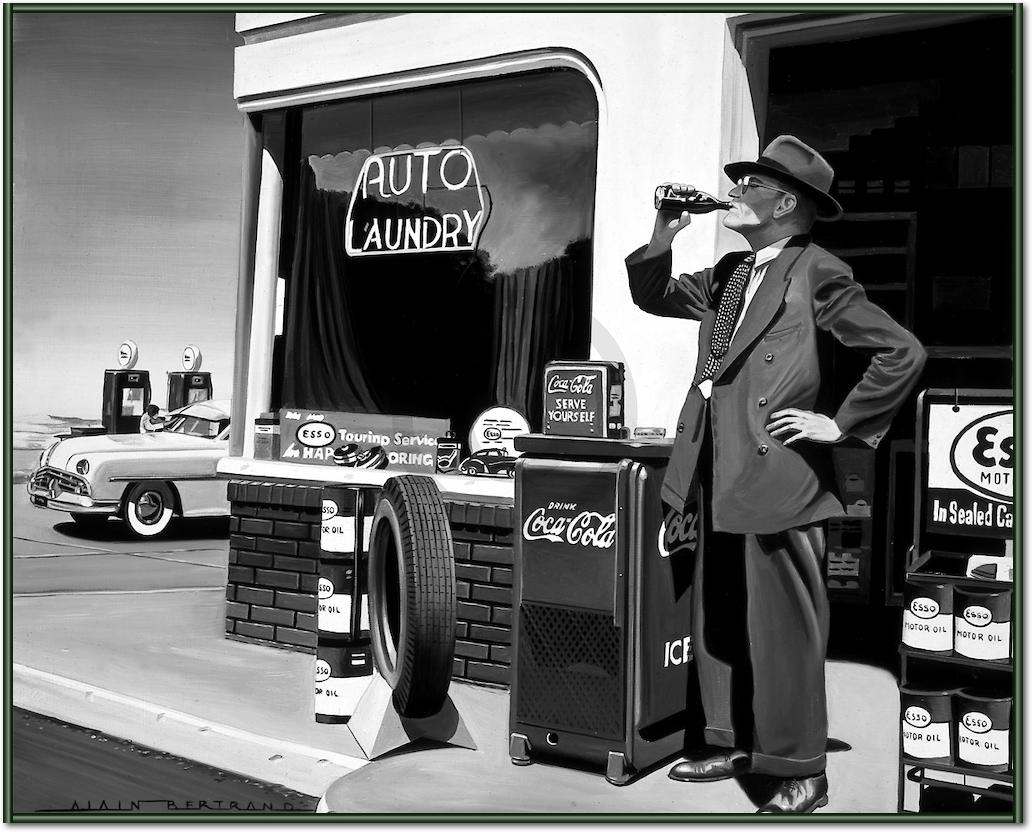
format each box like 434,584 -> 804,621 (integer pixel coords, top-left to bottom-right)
26,400 -> 232,538
458,447 -> 517,477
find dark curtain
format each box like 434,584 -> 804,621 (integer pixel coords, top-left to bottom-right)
490,252 -> 585,430
280,164 -> 380,411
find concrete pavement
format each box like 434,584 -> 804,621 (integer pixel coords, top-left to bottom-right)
13,498 -> 368,797
13,496 -> 902,814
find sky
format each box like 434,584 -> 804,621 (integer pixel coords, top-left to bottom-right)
13,13 -> 243,420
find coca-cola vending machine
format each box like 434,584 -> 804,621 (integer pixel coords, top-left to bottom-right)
509,435 -> 697,785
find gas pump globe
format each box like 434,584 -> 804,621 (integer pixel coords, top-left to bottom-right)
167,343 -> 212,410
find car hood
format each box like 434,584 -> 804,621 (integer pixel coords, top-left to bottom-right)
45,432 -> 221,470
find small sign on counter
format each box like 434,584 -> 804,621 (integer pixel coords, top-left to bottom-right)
542,361 -> 624,438
278,409 -> 449,474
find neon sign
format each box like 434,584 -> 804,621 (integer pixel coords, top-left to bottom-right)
344,146 -> 487,257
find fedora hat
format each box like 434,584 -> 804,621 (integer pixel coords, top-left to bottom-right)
724,135 -> 843,221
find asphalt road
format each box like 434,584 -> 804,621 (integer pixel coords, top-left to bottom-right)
12,708 -> 318,815
12,494 -> 230,595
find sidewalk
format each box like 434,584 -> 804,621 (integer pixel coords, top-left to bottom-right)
13,587 -> 902,814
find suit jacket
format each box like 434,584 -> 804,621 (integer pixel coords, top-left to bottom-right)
626,236 -> 927,534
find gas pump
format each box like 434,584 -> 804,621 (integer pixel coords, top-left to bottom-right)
102,340 -> 151,433
167,344 -> 212,410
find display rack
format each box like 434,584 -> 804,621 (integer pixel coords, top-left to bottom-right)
897,389 -> 1014,814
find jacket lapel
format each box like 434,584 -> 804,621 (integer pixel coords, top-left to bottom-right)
693,309 -> 717,383
714,236 -> 809,382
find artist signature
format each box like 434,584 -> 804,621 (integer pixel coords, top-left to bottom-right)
53,799 -> 299,812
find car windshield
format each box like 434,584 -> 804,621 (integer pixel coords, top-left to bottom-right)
165,414 -> 229,438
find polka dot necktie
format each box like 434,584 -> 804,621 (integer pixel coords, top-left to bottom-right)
700,253 -> 755,381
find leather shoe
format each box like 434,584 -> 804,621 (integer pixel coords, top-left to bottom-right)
668,749 -> 750,783
756,772 -> 829,813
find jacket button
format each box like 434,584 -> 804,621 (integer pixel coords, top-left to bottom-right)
677,422 -> 685,433
764,352 -> 774,363
758,397 -> 768,407
758,444 -> 769,455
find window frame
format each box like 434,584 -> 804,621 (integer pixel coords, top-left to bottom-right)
236,49 -> 604,458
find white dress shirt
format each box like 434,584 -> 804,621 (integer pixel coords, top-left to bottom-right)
698,237 -> 791,399
731,237 -> 790,342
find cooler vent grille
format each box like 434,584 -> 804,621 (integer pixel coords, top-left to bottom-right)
515,602 -> 622,738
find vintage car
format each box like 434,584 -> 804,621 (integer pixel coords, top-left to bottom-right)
458,447 -> 517,477
27,400 -> 231,538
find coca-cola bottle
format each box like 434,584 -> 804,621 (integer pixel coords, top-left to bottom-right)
654,185 -> 731,214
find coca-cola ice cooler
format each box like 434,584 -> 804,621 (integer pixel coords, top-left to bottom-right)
509,435 -> 697,785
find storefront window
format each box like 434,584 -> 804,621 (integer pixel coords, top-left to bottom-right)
274,69 -> 598,440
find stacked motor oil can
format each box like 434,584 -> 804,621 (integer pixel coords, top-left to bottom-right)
315,486 -> 378,723
900,580 -> 1012,773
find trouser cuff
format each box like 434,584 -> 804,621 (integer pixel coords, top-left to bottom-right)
703,727 -> 736,749
749,750 -> 826,778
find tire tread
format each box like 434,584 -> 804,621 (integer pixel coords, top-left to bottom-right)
378,476 -> 456,717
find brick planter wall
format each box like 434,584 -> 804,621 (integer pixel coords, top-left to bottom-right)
225,480 -> 325,653
448,501 -> 515,687
224,479 -> 516,686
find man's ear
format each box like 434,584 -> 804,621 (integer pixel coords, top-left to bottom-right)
773,193 -> 797,219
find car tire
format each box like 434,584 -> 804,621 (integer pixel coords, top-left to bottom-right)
368,475 -> 456,718
70,512 -> 109,529
124,482 -> 175,538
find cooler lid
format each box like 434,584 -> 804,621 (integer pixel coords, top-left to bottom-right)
515,433 -> 673,460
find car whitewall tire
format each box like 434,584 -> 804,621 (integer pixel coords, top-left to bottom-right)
124,482 -> 175,538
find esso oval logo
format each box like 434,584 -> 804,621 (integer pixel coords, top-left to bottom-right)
963,605 -> 993,627
904,706 -> 932,728
950,410 -> 1014,503
117,339 -> 139,370
909,598 -> 940,619
962,711 -> 992,734
315,659 -> 331,682
297,421 -> 336,448
469,406 -> 530,455
322,499 -> 339,520
318,577 -> 334,599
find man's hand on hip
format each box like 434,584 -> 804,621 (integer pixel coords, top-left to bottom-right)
766,409 -> 843,445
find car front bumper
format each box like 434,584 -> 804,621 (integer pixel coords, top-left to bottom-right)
26,470 -> 120,515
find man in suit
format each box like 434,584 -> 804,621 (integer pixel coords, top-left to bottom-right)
625,136 -> 926,813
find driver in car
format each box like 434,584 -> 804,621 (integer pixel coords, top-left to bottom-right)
140,404 -> 166,433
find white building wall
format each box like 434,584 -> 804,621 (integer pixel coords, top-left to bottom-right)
233,12 -> 758,436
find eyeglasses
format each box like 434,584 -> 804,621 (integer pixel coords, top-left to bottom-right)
734,176 -> 791,197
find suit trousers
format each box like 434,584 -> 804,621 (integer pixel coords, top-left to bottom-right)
692,404 -> 830,777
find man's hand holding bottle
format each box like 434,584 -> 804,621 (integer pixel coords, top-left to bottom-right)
647,183 -> 696,257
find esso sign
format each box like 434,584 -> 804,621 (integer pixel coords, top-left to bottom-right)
909,598 -> 940,619
322,499 -> 339,520
182,344 -> 203,372
950,410 -> 1014,502
315,659 -> 331,683
318,578 -> 334,599
296,421 -> 336,448
469,406 -> 529,455
117,340 -> 139,370
904,706 -> 932,728
962,711 -> 992,734
963,605 -> 993,627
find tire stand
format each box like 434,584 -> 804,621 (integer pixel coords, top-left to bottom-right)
348,672 -> 477,759
352,475 -> 478,759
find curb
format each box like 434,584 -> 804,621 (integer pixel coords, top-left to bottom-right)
14,663 -> 368,797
